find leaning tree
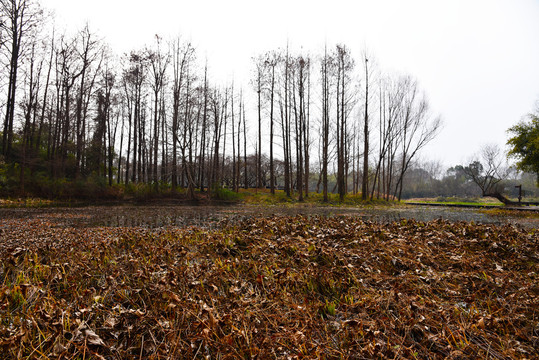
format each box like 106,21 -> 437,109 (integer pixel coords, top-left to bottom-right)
463,144 -> 513,204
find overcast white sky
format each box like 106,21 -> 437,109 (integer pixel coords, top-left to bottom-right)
40,0 -> 539,169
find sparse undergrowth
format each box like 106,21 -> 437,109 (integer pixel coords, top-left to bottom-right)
0,215 -> 537,359
0,189 -> 397,208
0,198 -> 55,208
481,208 -> 539,219
405,197 -> 505,207
240,189 -> 398,207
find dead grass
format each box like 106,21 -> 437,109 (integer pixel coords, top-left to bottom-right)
0,214 -> 537,359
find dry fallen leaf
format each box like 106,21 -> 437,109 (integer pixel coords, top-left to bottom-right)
1,212 -> 537,359
476,317 -> 485,329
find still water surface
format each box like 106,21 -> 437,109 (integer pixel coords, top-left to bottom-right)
1,204 -> 536,229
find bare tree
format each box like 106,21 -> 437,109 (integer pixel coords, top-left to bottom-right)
361,54 -> 371,200
1,0 -> 42,159
252,55 -> 264,189
55,35 -> 85,177
320,45 -> 332,202
197,61 -> 208,192
230,82 -> 237,191
147,35 -> 169,191
335,44 -> 355,201
19,38 -> 43,193
264,51 -> 279,194
393,76 -> 441,201
281,47 -> 292,196
235,89 -> 242,191
122,51 -> 147,184
370,75 -> 404,200
303,55 -> 311,198
290,56 -> 303,200
242,94 -> 247,189
102,61 -> 118,186
209,87 -> 226,190
463,144 -> 512,204
34,29 -> 54,154
74,24 -> 103,178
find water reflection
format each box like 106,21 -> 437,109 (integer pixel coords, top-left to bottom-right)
1,204 -> 536,229
87,205 -> 536,229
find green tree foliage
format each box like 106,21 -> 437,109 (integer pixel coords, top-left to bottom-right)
507,112 -> 539,185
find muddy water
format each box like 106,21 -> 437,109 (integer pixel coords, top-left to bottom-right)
1,204 -> 537,229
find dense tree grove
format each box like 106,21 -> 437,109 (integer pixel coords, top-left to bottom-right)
0,0 -> 475,202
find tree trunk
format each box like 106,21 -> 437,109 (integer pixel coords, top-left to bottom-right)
362,57 -> 370,200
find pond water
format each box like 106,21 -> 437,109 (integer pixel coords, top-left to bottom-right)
1,204 -> 537,229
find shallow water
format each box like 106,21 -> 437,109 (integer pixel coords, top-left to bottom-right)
1,204 -> 537,229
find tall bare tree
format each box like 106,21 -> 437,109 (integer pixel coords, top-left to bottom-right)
1,0 -> 42,159
320,45 -> 332,202
19,39 -> 43,193
171,39 -> 193,191
252,56 -> 264,189
148,35 -> 169,191
263,51 -> 280,194
370,76 -> 404,200
361,55 -> 370,200
74,24 -> 102,178
335,45 -> 355,201
393,76 -> 442,200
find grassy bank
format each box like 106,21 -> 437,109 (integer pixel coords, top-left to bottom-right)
0,187 -> 399,208
404,197 -> 505,207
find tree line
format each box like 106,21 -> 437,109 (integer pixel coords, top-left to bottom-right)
0,0 -> 442,200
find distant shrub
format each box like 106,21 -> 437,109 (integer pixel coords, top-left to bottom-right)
212,186 -> 243,202
244,190 -> 292,204
124,182 -> 153,200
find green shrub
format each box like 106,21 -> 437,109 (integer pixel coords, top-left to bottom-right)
212,186 -> 244,202
124,182 -> 153,200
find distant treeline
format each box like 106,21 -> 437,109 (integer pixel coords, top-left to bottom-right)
399,162 -> 539,200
